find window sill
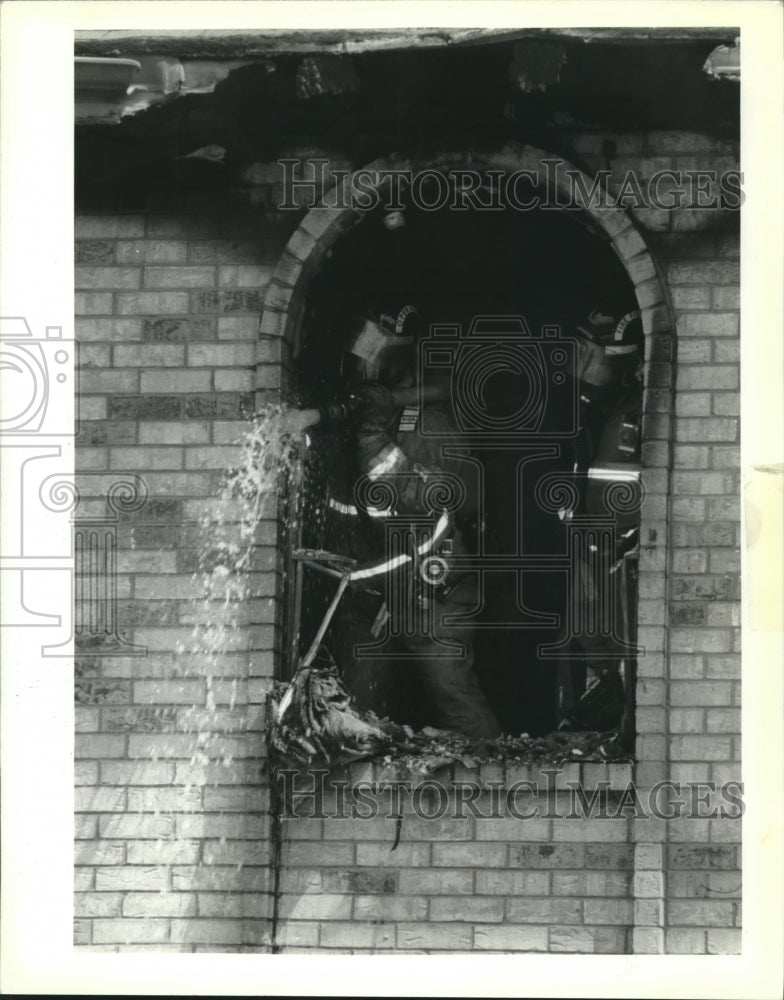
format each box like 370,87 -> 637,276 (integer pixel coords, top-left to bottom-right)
330,750 -> 636,793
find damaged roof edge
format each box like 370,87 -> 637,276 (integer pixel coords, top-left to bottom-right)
74,56 -> 263,125
73,26 -> 739,59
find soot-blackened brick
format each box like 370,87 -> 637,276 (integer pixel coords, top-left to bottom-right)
116,498 -> 182,523
584,844 -> 635,869
670,603 -> 707,625
144,317 -> 217,342
109,396 -> 182,420
75,657 -> 101,679
117,601 -> 179,626
102,707 -> 178,733
192,290 -> 265,313
670,845 -> 738,870
322,870 -> 399,894
671,575 -> 739,602
76,240 -> 115,263
77,421 -> 137,446
184,394 -> 245,418
130,525 -> 182,548
75,681 -> 131,705
512,844 -> 584,868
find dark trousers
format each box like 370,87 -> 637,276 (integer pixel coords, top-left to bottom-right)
336,574 -> 501,739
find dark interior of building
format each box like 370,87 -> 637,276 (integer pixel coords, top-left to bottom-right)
293,192 -> 638,737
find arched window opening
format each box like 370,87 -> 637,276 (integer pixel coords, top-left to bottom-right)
281,174 -> 647,751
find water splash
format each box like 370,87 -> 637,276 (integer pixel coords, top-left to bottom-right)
175,405 -> 301,771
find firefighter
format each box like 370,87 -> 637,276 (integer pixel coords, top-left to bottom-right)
282,301 -> 502,739
561,304 -> 643,733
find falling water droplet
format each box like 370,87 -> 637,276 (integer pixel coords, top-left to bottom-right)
158,406 -> 300,880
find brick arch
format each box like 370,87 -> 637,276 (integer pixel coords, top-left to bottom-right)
260,141 -> 675,767
260,143 -> 673,347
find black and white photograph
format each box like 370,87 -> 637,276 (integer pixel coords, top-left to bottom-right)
1,2 -> 782,996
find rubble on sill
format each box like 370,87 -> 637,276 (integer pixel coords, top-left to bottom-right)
269,664 -> 632,776
371,727 -> 632,776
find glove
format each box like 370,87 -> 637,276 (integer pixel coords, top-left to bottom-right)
318,390 -> 367,426
352,383 -> 400,434
319,383 -> 400,431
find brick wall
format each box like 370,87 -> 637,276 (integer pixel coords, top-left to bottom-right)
576,130 -> 742,953
74,130 -> 741,953
73,204 -> 298,951
275,765 -> 638,953
657,190 -> 741,956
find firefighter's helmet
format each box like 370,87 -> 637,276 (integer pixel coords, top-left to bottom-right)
571,307 -> 642,392
346,302 -> 422,384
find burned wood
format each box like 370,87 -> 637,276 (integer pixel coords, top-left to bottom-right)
270,664 -> 414,766
74,27 -> 738,60
269,663 -> 632,773
73,28 -> 519,59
